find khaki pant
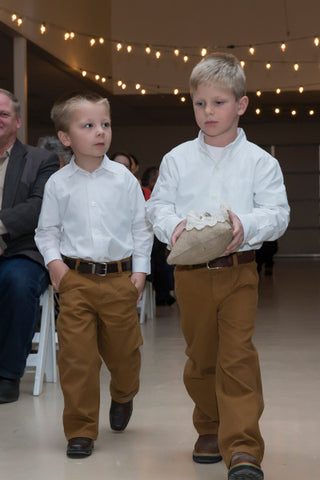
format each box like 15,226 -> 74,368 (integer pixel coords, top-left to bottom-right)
174,260 -> 264,467
57,269 -> 143,440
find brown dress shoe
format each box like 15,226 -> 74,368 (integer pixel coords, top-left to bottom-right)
67,437 -> 94,458
228,452 -> 264,480
192,434 -> 223,464
109,399 -> 133,431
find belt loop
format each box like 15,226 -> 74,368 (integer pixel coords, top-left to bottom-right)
75,259 -> 80,271
233,253 -> 238,267
118,261 -> 123,273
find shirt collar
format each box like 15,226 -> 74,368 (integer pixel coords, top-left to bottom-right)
198,128 -> 246,154
0,144 -> 14,162
67,154 -> 111,176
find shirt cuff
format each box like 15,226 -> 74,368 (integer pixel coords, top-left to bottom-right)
132,256 -> 151,275
42,249 -> 63,268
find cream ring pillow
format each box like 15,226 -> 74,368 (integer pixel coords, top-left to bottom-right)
167,207 -> 233,265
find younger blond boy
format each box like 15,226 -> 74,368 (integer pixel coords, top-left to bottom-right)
35,92 -> 153,458
147,53 -> 290,480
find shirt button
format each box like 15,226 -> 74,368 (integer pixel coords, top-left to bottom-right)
91,201 -> 97,207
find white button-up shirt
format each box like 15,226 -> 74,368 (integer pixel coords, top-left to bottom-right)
146,129 -> 290,250
35,156 -> 153,273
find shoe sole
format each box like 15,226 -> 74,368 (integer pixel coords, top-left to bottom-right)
193,452 -> 223,464
228,464 -> 264,480
67,449 -> 93,459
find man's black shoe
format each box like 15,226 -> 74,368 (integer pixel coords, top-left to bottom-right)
0,377 -> 20,404
109,399 -> 133,431
67,437 -> 94,458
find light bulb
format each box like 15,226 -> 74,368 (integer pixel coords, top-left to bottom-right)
299,86 -> 304,93
117,80 -> 122,86
266,62 -> 271,70
174,49 -> 180,56
11,14 -> 17,22
116,43 -> 122,51
276,88 -> 281,94
249,46 -> 255,55
255,108 -> 261,115
121,83 -> 126,89
101,77 -> 106,83
291,110 -> 297,116
64,33 -> 70,40
256,90 -> 262,97
155,51 -> 161,59
135,83 -> 141,90
95,74 -> 100,81
294,63 -> 299,71
309,109 -> 315,115
275,108 -> 280,114
174,89 -> 179,95
240,60 -> 245,68
314,37 -> 319,46
81,70 -> 87,77
145,46 -> 151,54
183,55 -> 189,63
281,43 -> 286,52
40,24 -> 46,34
181,97 -> 186,102
17,18 -> 23,26
70,32 -> 75,39
201,48 -> 207,57
141,89 -> 146,95
99,38 -> 104,44
90,38 -> 96,46
127,45 -> 132,53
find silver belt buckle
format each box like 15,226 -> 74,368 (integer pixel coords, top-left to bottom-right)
89,262 -> 108,276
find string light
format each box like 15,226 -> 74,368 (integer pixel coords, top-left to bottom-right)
17,17 -> 23,26
201,48 -> 207,57
90,38 -> 96,46
255,108 -> 261,115
299,86 -> 304,93
145,46 -> 151,54
281,42 -> 286,52
69,32 -> 75,39
101,77 -> 106,83
314,37 -> 320,46
240,60 -> 245,68
155,51 -> 161,59
276,88 -> 281,94
141,89 -> 146,94
40,23 -> 46,34
95,74 -> 100,81
256,90 -> 262,97
121,83 -> 127,90
135,83 -> 141,90
309,109 -> 315,115
174,49 -> 180,56
183,55 -> 189,62
99,37 -> 104,44
116,43 -> 122,51
127,45 -> 133,53
174,89 -> 179,95
81,70 -> 87,77
291,109 -> 297,116
181,97 -> 186,102
266,62 -> 271,70
117,80 -> 122,86
275,108 -> 280,114
64,33 -> 70,40
11,13 -> 17,21
293,63 -> 299,71
249,46 -> 255,55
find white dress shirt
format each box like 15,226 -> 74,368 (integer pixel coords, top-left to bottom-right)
146,129 -> 290,251
35,155 -> 153,273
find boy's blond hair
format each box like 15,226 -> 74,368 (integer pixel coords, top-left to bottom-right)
189,52 -> 246,100
51,92 -> 110,132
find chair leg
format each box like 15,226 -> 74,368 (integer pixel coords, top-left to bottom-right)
44,286 -> 57,383
32,288 -> 50,396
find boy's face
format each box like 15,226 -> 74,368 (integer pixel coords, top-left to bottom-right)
192,82 -> 248,147
59,101 -> 111,164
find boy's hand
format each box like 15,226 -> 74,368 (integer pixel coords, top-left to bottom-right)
171,219 -> 187,247
131,272 -> 147,305
48,259 -> 70,291
224,210 -> 244,255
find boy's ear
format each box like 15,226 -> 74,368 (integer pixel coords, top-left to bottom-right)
58,130 -> 71,147
237,96 -> 249,116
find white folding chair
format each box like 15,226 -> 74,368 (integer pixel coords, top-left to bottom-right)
25,285 -> 57,396
138,280 -> 156,324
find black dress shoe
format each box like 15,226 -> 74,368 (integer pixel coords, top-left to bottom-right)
0,377 -> 20,404
67,437 -> 94,458
228,452 -> 264,480
193,434 -> 223,464
109,399 -> 133,431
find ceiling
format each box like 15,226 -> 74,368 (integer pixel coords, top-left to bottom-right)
1,0 -> 320,142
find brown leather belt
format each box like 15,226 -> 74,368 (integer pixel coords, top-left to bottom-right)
179,251 -> 255,270
63,256 -> 132,276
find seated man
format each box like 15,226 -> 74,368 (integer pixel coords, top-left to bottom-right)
0,89 -> 59,403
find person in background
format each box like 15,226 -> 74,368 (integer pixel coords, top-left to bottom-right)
129,153 -> 140,177
256,240 -> 278,276
146,53 -> 289,480
141,166 -> 159,200
37,135 -> 71,168
35,92 -> 153,459
110,151 -> 132,171
0,89 -> 59,404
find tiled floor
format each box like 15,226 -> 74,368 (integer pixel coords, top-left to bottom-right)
0,258 -> 319,480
